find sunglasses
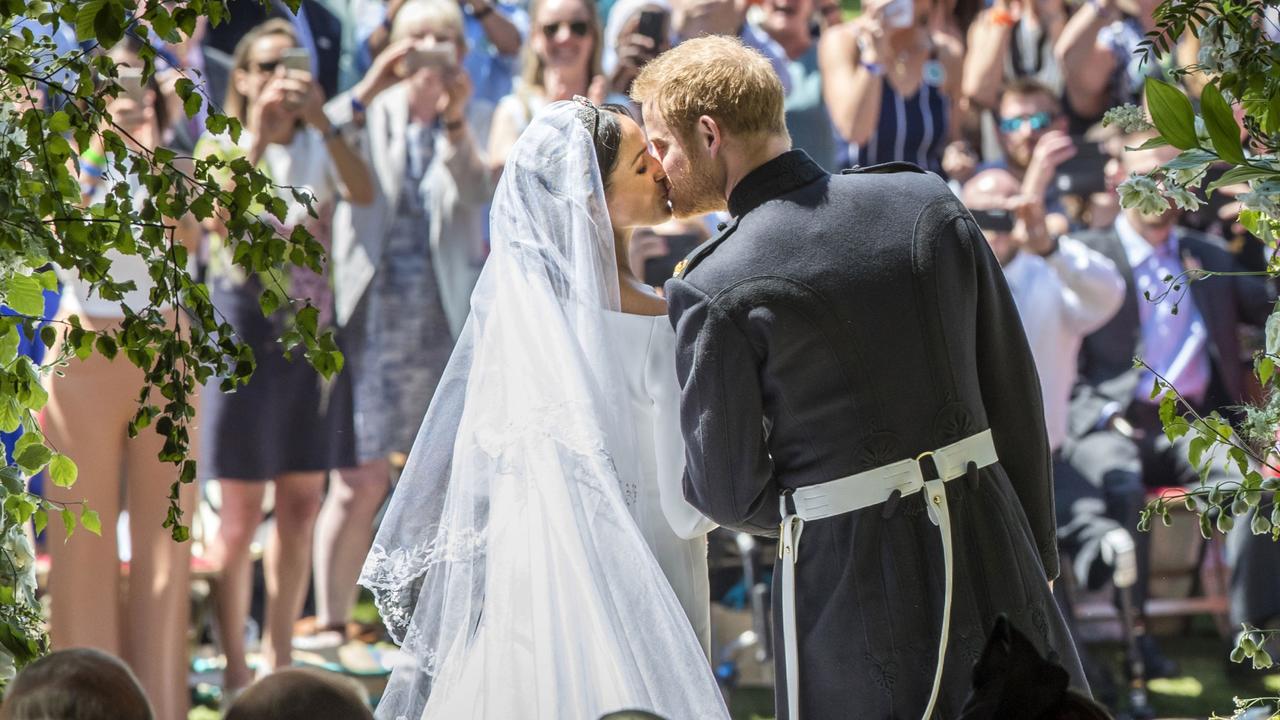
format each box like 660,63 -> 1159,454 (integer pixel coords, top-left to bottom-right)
541,20 -> 591,40
253,60 -> 282,74
998,111 -> 1054,134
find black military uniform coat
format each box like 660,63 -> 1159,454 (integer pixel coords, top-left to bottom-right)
665,151 -> 1088,719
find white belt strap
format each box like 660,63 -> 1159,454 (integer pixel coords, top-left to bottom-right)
777,429 -> 998,720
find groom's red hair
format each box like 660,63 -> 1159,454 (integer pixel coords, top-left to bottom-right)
631,36 -> 787,144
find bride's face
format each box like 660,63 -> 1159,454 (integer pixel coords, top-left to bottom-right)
604,115 -> 672,229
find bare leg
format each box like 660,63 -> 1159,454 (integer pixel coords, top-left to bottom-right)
314,460 -> 391,628
210,480 -> 266,691
43,342 -> 125,657
262,471 -> 325,670
123,403 -> 198,720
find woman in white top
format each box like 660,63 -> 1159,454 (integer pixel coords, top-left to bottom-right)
42,38 -> 203,720
194,18 -> 374,693
360,100 -> 726,719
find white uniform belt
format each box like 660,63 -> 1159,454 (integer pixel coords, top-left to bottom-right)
777,429 -> 999,720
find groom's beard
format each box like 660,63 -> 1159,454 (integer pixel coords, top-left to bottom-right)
668,151 -> 727,219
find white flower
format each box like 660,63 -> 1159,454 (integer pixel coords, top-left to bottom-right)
3,524 -> 38,605
1102,104 -> 1152,133
1164,182 -> 1204,212
1238,180 -> 1280,218
1172,164 -> 1209,189
1118,174 -> 1170,215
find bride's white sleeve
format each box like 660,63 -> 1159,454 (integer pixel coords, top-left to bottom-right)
648,320 -> 719,540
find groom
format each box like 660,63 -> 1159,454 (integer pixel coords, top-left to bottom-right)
633,37 -> 1089,719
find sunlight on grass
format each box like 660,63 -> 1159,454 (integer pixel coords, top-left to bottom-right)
1149,676 -> 1206,698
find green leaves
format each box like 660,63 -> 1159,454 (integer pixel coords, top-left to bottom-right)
1145,78 -> 1199,150
259,287 -> 281,317
4,274 -> 46,317
49,454 -> 78,489
79,508 -> 101,536
1207,165 -> 1280,194
48,111 -> 71,134
1200,83 -> 1245,165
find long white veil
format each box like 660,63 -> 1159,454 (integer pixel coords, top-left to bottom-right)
359,101 -> 729,720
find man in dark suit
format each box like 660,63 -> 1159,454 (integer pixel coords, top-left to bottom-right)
634,36 -> 1088,720
1063,134 -> 1274,676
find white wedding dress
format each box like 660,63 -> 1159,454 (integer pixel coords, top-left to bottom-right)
601,311 -> 716,653
360,102 -> 729,720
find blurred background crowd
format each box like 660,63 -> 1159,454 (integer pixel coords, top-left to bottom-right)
5,0 -> 1280,717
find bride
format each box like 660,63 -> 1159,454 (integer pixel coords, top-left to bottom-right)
359,99 -> 730,720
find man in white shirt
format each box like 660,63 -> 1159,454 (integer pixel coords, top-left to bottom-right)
962,169 -> 1125,453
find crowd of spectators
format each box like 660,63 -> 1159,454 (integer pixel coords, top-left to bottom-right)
7,0 -> 1276,715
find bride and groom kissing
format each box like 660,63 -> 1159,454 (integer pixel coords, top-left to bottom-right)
359,35 -> 1089,720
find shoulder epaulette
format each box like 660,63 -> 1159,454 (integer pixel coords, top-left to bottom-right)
673,216 -> 741,280
840,161 -> 927,175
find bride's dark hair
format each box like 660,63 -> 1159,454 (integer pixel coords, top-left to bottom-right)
574,101 -> 632,190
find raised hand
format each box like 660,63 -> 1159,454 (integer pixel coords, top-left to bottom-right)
439,68 -> 474,123
1021,130 -> 1076,200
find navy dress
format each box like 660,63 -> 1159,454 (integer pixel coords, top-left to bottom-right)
838,65 -> 950,176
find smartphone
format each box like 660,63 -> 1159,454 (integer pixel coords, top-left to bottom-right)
643,233 -> 704,287
969,208 -> 1016,233
1054,139 -> 1110,197
404,42 -> 457,73
882,0 -> 914,29
281,48 -> 312,75
637,9 -> 667,46
118,66 -> 147,104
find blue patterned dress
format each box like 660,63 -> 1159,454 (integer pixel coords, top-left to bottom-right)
346,122 -> 456,463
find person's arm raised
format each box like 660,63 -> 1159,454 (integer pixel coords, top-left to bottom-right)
465,0 -> 523,56
962,2 -> 1018,111
294,75 -> 375,206
819,19 -> 885,145
1053,0 -> 1119,119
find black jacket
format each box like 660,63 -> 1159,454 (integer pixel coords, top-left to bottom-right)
665,150 -> 1086,719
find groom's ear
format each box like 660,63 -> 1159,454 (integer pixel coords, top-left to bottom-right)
697,115 -> 721,158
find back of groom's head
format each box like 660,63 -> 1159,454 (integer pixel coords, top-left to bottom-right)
0,648 -> 153,720
631,35 -> 787,144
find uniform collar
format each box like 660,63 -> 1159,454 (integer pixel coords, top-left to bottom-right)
727,149 -> 826,219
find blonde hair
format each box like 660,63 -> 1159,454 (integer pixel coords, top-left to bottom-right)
390,0 -> 468,52
520,0 -> 603,95
631,35 -> 787,142
225,18 -> 298,121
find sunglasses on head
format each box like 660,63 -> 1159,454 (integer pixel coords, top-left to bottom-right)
541,20 -> 591,40
998,111 -> 1054,134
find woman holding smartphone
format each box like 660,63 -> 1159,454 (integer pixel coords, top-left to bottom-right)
43,37 -> 203,720
819,0 -> 964,175
195,18 -> 373,694
300,0 -> 493,653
